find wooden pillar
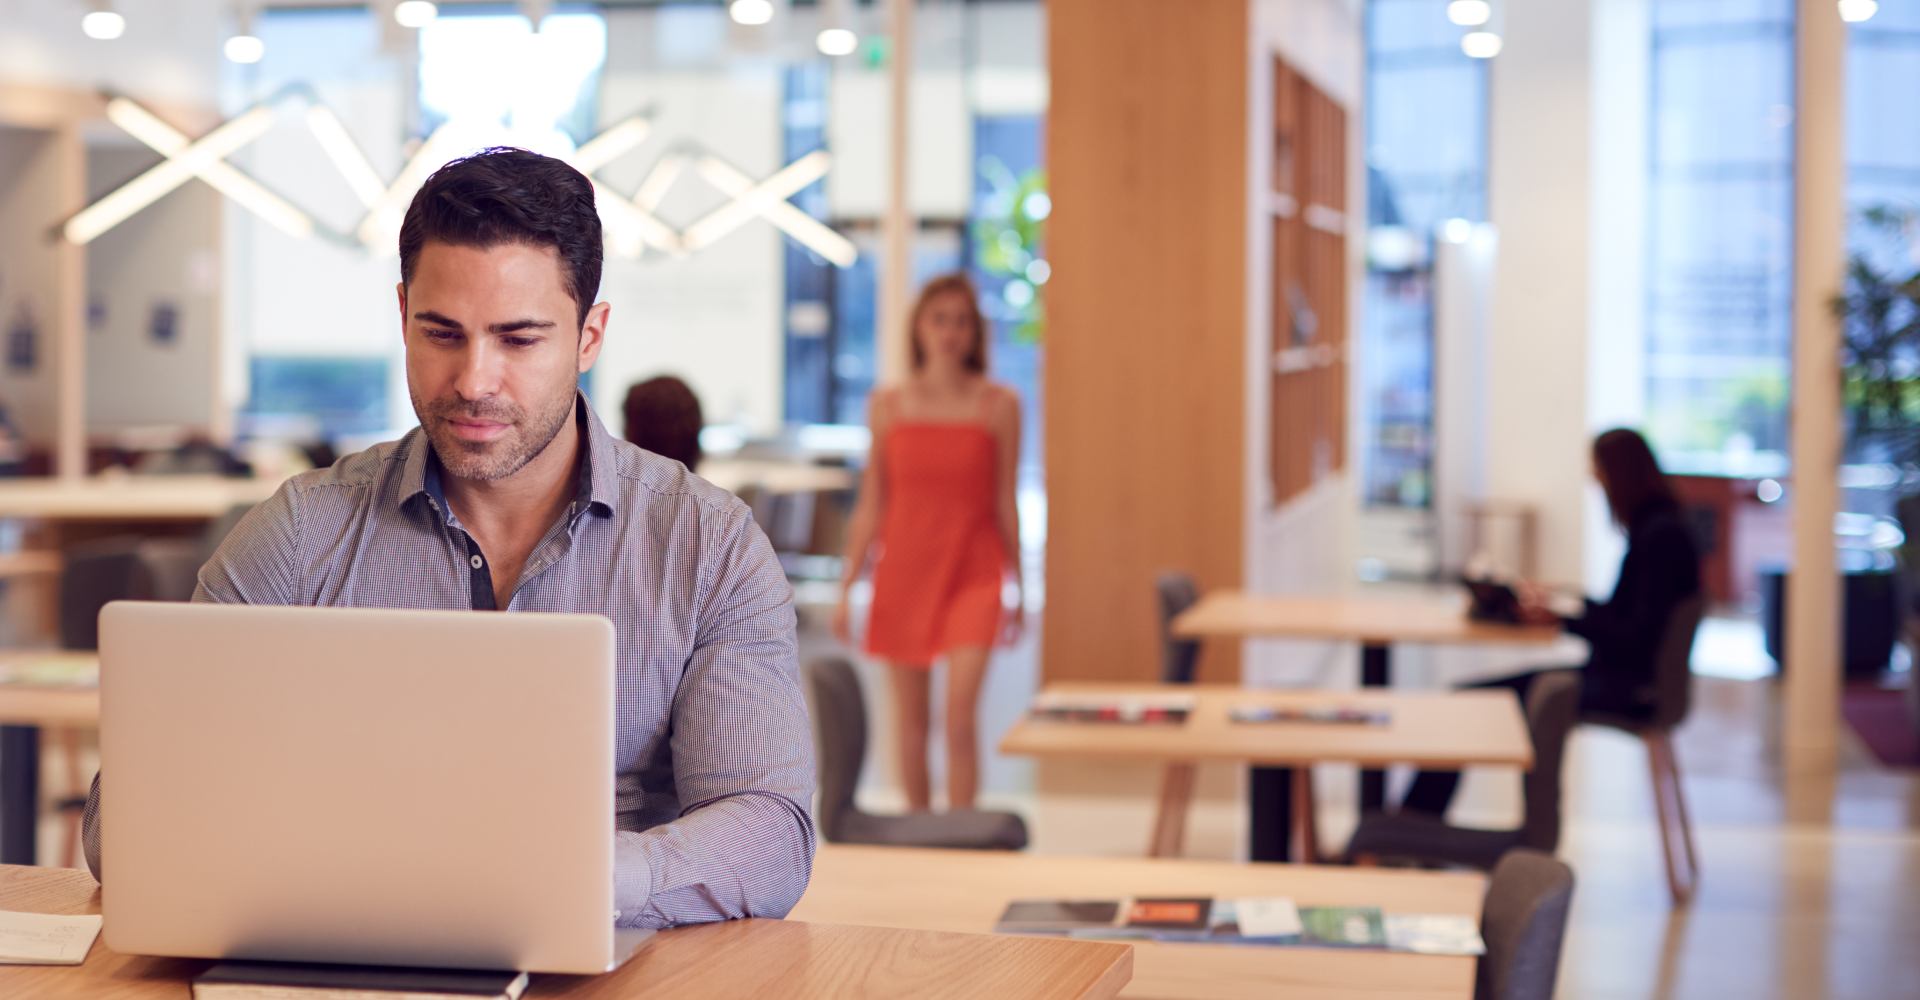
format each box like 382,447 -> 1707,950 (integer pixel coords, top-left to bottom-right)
1784,0 -> 1845,772
1043,0 -> 1247,684
877,0 -> 914,385
53,123 -> 86,479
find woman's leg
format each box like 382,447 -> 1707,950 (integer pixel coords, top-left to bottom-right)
887,663 -> 934,812
1400,669 -> 1546,816
942,646 -> 992,811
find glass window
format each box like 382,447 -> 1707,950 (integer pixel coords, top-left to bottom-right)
1360,0 -> 1490,507
1643,0 -> 1794,474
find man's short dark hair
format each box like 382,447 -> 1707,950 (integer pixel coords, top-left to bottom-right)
398,147 -> 603,329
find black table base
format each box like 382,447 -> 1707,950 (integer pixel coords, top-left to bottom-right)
1247,641 -> 1393,863
1,724 -> 40,866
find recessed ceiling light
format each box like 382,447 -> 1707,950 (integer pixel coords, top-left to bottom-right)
81,9 -> 126,40
816,27 -> 857,57
394,1 -> 438,29
1461,31 -> 1502,59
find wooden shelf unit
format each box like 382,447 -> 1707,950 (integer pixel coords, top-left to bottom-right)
1267,57 -> 1349,509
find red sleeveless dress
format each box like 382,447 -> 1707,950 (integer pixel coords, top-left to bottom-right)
864,420 -> 1007,665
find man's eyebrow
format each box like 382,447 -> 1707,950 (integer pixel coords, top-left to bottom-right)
413,310 -> 464,329
488,319 -> 557,334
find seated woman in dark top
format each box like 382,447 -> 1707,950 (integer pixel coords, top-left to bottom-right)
1403,427 -> 1703,816
621,375 -> 704,471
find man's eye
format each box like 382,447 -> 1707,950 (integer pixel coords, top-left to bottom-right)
426,329 -> 461,343
503,337 -> 538,348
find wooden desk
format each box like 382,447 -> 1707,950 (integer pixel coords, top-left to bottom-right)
1000,685 -> 1531,861
1001,685 -> 1532,770
793,845 -> 1486,1000
0,865 -> 1132,1000
0,475 -> 284,522
1172,591 -> 1561,859
1172,592 -> 1560,650
697,459 -> 853,497
0,652 -> 99,867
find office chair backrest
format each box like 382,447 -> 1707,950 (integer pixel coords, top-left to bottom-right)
1477,849 -> 1575,1000
1649,595 -> 1706,731
803,657 -> 867,841
1519,670 -> 1580,854
1156,572 -> 1202,685
58,538 -> 202,650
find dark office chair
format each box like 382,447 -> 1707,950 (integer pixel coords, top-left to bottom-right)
1580,595 -> 1706,904
1148,571 -> 1202,857
804,657 -> 1028,850
1345,669 -> 1579,871
49,535 -> 204,866
1476,849 -> 1576,1000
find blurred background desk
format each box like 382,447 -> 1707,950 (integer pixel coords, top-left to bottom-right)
1171,592 -> 1560,860
0,651 -> 98,866
1001,685 -> 1531,862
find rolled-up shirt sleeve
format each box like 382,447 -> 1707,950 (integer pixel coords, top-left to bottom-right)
612,510 -> 816,928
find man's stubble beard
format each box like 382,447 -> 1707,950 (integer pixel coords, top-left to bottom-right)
411,381 -> 576,483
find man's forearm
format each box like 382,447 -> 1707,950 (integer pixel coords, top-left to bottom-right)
613,790 -> 815,929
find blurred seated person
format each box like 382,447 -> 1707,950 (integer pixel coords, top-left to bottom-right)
1403,427 -> 1702,817
622,375 -> 703,472
134,434 -> 252,477
0,403 -> 22,476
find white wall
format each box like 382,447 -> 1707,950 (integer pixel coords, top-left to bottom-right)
219,9 -> 423,434
1586,0 -> 1653,593
0,125 -> 65,445
1242,0 -> 1365,688
589,51 -> 788,436
1484,0 -> 1596,589
83,144 -> 223,432
0,0 -> 226,109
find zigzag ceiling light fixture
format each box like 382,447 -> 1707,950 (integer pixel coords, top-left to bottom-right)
59,91 -> 859,268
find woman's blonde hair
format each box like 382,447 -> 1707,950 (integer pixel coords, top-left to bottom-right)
907,272 -> 988,374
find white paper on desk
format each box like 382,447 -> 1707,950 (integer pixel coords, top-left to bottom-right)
1233,898 -> 1303,939
1384,913 -> 1485,956
0,910 -> 103,964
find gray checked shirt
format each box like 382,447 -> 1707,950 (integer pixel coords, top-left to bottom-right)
83,395 -> 816,928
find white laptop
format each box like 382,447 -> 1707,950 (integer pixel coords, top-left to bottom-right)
98,602 -> 654,975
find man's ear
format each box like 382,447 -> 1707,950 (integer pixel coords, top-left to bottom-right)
577,301 -> 610,374
396,282 -> 408,345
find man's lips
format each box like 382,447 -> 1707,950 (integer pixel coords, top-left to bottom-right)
446,417 -> 511,442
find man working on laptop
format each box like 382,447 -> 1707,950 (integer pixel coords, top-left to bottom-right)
84,147 -> 816,929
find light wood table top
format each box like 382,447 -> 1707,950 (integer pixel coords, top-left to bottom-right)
0,651 -> 98,727
1000,684 -> 1532,770
793,845 -> 1486,1000
0,476 -> 284,522
1173,591 -> 1562,646
0,865 -> 1131,1000
698,458 -> 853,497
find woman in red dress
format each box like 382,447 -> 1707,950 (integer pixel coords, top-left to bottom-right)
833,273 -> 1023,812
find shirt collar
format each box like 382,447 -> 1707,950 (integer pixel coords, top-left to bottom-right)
399,391 -> 618,521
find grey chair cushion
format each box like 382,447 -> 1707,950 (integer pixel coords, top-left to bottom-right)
838,808 -> 1029,851
804,656 -> 1029,851
1478,849 -> 1575,1000
1346,811 -> 1523,872
1343,670 -> 1579,869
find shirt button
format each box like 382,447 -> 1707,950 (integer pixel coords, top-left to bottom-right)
470,554 -> 485,570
